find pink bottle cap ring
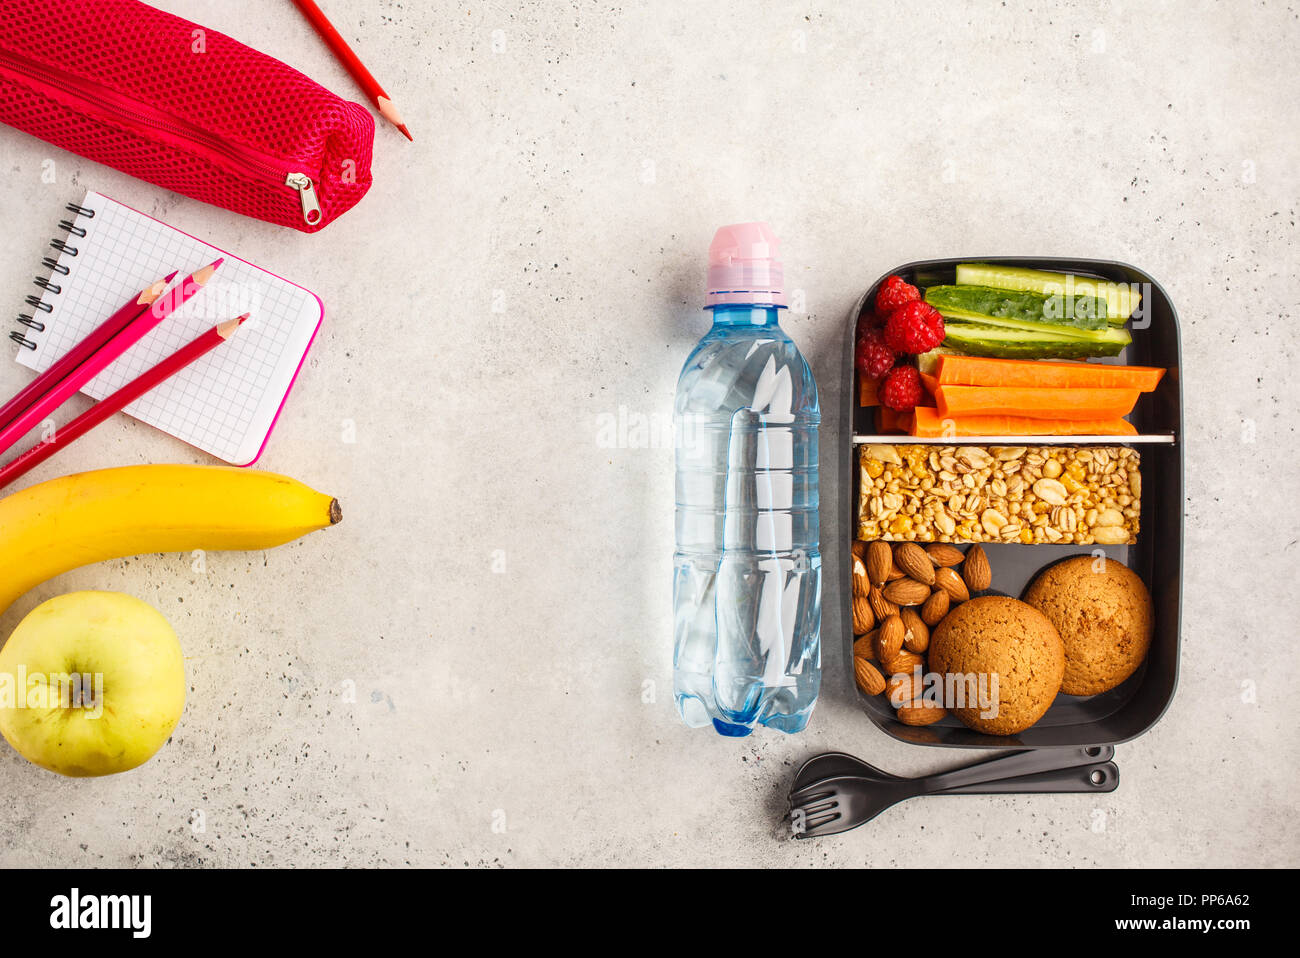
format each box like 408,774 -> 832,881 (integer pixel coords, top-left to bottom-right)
706,221 -> 787,307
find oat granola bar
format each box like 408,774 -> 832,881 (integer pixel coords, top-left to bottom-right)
857,444 -> 1140,545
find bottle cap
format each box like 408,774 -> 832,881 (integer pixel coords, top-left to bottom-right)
706,222 -> 787,307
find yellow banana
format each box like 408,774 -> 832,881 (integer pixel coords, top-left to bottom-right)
0,465 -> 341,615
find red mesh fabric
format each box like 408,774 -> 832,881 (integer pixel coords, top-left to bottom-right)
0,0 -> 374,232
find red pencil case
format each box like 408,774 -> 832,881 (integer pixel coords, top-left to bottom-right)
0,0 -> 374,232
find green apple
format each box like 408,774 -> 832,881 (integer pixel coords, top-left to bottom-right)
0,591 -> 185,777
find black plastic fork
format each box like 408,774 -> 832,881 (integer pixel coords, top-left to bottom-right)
789,746 -> 1116,838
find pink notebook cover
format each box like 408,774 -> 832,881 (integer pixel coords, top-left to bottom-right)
17,190 -> 322,465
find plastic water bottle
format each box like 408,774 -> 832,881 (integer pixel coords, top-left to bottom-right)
673,223 -> 821,736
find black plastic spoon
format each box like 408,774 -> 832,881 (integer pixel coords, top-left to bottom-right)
789,746 -> 1117,838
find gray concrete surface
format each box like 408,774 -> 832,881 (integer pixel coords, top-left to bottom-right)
1,0 -> 1297,867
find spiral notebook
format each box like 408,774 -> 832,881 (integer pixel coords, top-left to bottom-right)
12,191 -> 322,466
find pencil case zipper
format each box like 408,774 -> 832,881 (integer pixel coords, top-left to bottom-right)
0,47 -> 322,226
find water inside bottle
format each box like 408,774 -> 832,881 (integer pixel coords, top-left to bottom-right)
673,327 -> 821,735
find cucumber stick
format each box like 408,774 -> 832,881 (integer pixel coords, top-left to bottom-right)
915,346 -> 962,375
933,302 -> 1119,340
955,263 -> 1139,323
941,322 -> 1130,360
925,285 -> 1109,333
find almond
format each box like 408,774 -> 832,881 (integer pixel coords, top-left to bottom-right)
868,586 -> 899,621
875,614 -> 904,663
962,544 -> 992,593
893,542 -> 935,586
882,650 -> 925,676
851,592 -> 875,635
883,577 -> 931,607
851,555 -> 870,599
865,541 -> 892,587
851,539 -> 868,562
925,543 -> 965,567
920,588 -> 950,626
886,566 -> 907,582
900,608 -> 930,653
852,631 -> 877,660
886,672 -> 924,708
934,566 -> 970,603
896,700 -> 948,726
854,657 -> 886,696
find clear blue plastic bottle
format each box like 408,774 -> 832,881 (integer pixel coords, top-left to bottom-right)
673,223 -> 821,736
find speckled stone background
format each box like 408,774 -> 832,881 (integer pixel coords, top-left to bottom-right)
1,0 -> 1297,867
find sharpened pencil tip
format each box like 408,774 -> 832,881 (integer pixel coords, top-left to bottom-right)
398,124 -> 413,141
140,273 -> 175,305
216,314 -> 250,339
192,258 -> 224,286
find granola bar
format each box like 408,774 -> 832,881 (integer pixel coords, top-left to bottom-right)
856,444 -> 1140,545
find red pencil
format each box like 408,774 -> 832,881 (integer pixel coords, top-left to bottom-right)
0,270 -> 177,434
0,315 -> 249,491
291,0 -> 413,140
0,258 -> 223,458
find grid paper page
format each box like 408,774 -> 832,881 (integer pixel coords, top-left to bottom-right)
18,191 -> 322,465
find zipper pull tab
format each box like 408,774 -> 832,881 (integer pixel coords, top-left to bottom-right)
286,172 -> 322,226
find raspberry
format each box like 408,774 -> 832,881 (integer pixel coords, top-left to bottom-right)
855,327 -> 896,379
875,275 -> 920,314
859,310 -> 885,328
880,365 -> 923,412
884,301 -> 945,354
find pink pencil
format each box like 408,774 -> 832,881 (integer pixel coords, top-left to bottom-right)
0,270 -> 177,434
0,258 -> 223,458
0,315 -> 248,491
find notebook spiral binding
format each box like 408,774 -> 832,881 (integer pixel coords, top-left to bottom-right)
11,202 -> 96,350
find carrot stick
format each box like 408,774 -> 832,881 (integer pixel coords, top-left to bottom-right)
936,355 -> 1165,391
859,376 -> 880,407
918,371 -> 940,405
877,407 -> 911,434
935,385 -> 1140,421
911,407 -> 1138,437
